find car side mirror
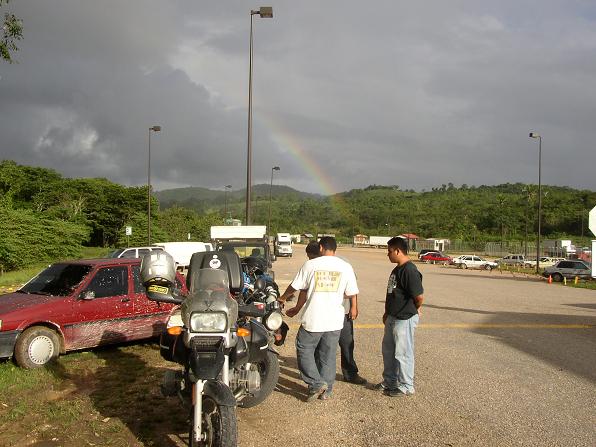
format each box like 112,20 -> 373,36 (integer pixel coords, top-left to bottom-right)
80,290 -> 95,300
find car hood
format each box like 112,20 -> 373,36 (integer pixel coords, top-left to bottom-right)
0,292 -> 57,316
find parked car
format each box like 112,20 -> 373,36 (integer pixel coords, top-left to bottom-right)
453,255 -> 498,270
108,246 -> 164,259
0,258 -> 186,368
542,259 -> 592,282
417,249 -> 437,260
420,252 -> 452,264
523,257 -> 564,268
496,254 -> 526,266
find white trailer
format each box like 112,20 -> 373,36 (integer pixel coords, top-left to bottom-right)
369,236 -> 391,248
210,225 -> 267,241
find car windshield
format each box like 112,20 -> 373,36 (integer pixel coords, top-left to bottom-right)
221,244 -> 267,262
19,263 -> 93,296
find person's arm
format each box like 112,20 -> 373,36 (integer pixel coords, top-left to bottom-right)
414,294 -> 424,316
285,289 -> 307,317
278,284 -> 296,303
347,294 -> 358,320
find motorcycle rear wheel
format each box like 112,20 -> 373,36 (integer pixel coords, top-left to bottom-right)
189,396 -> 237,447
237,351 -> 280,408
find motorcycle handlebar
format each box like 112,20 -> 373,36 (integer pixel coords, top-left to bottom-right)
238,303 -> 267,318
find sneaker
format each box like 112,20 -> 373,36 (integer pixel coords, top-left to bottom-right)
344,375 -> 367,385
383,388 -> 411,397
373,382 -> 389,391
319,391 -> 332,400
306,384 -> 328,402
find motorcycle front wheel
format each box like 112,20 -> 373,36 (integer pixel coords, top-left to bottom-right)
189,396 -> 237,447
237,350 -> 280,408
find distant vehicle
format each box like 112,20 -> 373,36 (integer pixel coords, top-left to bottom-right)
523,257 -> 564,268
151,242 -> 213,273
0,258 -> 186,368
542,260 -> 592,282
417,249 -> 436,259
496,254 -> 526,266
211,225 -> 275,277
420,252 -> 452,265
274,233 -> 293,257
369,236 -> 391,248
108,246 -> 164,259
453,255 -> 498,270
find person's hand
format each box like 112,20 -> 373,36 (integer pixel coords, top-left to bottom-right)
285,306 -> 300,318
382,313 -> 387,325
349,307 -> 358,320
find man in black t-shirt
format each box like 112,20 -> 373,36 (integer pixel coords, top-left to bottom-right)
375,236 -> 424,397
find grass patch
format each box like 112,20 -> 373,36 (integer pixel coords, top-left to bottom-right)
0,361 -> 56,393
567,280 -> 596,290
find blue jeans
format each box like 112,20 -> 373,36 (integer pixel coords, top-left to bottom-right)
296,326 -> 341,393
381,314 -> 419,394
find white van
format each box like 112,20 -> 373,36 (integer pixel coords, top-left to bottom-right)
274,233 -> 293,257
152,242 -> 213,273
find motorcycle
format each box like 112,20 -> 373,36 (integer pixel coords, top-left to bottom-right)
141,250 -> 284,446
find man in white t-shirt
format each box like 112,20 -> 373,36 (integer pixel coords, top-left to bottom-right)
279,237 -> 359,401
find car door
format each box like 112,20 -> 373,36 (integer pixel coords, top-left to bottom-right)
130,264 -> 175,339
66,265 -> 135,350
571,261 -> 590,278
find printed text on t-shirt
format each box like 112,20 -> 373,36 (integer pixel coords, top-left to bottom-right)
314,271 -> 342,292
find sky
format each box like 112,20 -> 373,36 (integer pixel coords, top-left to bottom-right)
1,0 -> 595,195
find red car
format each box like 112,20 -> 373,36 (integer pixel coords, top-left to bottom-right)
0,258 -> 185,368
420,252 -> 452,265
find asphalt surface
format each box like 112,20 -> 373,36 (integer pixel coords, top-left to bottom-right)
236,246 -> 595,447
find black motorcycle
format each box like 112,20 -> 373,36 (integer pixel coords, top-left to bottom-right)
141,250 -> 283,446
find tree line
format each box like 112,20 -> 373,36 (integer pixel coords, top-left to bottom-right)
1,160 -> 594,271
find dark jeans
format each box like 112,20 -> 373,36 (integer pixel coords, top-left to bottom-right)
339,314 -> 359,379
296,326 -> 341,393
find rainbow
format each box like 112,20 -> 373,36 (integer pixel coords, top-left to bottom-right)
265,118 -> 353,219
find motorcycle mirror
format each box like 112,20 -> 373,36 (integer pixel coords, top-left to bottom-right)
254,277 -> 267,292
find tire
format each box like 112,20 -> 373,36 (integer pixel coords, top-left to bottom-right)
189,396 -> 237,447
552,273 -> 564,282
237,351 -> 280,408
484,264 -> 493,271
14,326 -> 60,369
462,263 -> 468,269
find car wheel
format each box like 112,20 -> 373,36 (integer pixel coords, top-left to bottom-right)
14,326 -> 60,369
462,263 -> 468,269
552,273 -> 564,282
484,264 -> 492,271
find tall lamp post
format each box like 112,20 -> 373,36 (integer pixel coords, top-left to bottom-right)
224,184 -> 232,221
529,132 -> 542,273
147,125 -> 161,245
245,6 -> 273,225
267,166 -> 280,233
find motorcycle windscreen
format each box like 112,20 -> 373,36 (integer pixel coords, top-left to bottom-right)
181,268 -> 239,331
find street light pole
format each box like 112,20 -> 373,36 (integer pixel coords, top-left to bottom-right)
529,132 -> 542,273
148,125 -> 161,245
245,6 -> 273,225
268,166 -> 280,234
224,184 -> 232,221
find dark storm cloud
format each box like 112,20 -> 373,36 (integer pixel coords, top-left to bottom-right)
1,0 -> 595,194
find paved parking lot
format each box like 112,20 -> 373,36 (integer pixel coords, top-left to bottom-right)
238,246 -> 595,447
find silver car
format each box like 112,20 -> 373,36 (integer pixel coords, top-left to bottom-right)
542,260 -> 592,282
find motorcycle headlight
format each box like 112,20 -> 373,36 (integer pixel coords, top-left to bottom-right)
264,311 -> 283,331
166,309 -> 183,329
189,312 -> 228,333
